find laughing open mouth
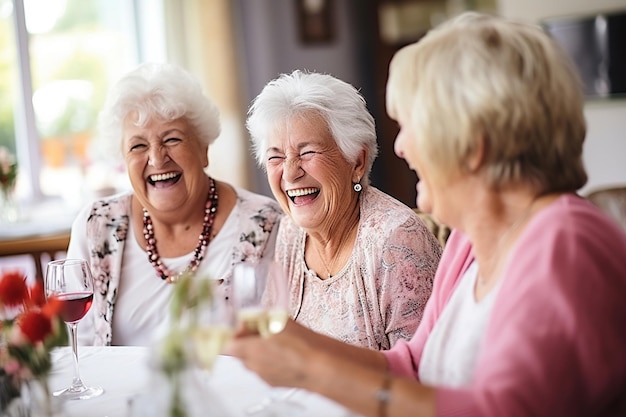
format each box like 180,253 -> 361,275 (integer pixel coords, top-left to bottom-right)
148,172 -> 181,187
286,187 -> 320,203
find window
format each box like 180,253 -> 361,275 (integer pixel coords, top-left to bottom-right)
1,0 -> 164,210
0,1 -> 18,170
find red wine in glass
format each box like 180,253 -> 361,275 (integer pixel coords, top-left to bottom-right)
45,259 -> 103,400
56,292 -> 94,323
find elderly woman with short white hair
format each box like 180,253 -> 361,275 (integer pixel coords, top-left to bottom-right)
246,70 -> 442,350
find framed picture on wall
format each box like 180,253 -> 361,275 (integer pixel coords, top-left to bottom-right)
297,0 -> 335,45
542,10 -> 626,98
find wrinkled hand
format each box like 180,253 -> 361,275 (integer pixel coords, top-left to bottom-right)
225,320 -> 314,388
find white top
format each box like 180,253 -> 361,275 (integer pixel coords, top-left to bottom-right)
419,261 -> 500,387
109,205 -> 238,346
69,186 -> 282,346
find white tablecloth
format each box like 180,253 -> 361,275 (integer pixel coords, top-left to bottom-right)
49,346 -> 357,417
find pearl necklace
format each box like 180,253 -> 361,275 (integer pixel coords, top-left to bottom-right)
143,177 -> 218,283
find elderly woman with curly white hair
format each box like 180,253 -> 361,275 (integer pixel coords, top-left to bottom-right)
246,70 -> 442,350
67,63 -> 282,346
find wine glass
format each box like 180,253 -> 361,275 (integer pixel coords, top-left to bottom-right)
45,258 -> 104,400
232,259 -> 303,416
232,260 -> 290,338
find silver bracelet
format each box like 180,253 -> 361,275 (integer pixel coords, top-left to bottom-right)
376,374 -> 392,417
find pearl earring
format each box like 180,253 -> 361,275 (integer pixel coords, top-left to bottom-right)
353,182 -> 362,192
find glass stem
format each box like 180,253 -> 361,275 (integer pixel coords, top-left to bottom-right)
68,323 -> 85,390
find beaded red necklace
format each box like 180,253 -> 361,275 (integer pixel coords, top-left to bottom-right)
143,177 -> 218,283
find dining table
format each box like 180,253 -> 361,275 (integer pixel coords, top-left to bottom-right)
48,346 -> 359,417
0,197 -> 76,280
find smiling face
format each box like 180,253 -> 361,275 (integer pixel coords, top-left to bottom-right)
394,109 -> 497,233
265,113 -> 364,232
122,115 -> 209,214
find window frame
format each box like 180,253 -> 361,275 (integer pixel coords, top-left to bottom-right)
12,0 -> 43,201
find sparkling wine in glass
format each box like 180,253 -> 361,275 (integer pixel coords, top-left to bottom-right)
233,260 -> 290,338
45,259 -> 104,400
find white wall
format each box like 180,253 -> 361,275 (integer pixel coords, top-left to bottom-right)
498,0 -> 626,194
499,0 -> 626,21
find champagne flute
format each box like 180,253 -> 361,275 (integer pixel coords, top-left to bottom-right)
232,259 -> 303,416
45,259 -> 104,400
232,260 -> 290,338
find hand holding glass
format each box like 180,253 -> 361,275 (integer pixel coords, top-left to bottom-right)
233,260 -> 302,416
45,259 -> 104,400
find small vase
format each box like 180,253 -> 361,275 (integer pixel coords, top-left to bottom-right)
21,378 -> 64,417
128,364 -> 231,417
0,188 -> 18,223
0,376 -> 21,416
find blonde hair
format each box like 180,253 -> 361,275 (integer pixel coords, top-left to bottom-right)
386,12 -> 587,192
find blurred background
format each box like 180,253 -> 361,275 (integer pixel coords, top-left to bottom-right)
1,0 -> 626,276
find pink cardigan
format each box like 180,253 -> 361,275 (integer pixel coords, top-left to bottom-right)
384,194 -> 626,417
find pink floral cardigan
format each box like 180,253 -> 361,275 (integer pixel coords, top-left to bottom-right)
67,188 -> 282,346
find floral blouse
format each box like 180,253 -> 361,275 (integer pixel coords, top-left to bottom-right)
275,186 -> 442,350
67,186 -> 282,346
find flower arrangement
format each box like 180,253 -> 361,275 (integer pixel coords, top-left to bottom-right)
0,146 -> 18,198
0,147 -> 18,223
0,270 -> 68,413
127,272 -> 235,417
128,272 -> 234,417
136,272 -> 215,417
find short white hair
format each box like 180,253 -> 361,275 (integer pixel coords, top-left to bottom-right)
246,70 -> 378,186
95,63 -> 221,161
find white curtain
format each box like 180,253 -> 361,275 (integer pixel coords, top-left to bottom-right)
161,0 -> 251,189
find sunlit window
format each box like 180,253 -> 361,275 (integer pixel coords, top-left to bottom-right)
0,1 -> 18,160
1,0 -> 163,212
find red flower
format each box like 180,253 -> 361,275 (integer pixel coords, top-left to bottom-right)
28,281 -> 47,308
17,310 -> 53,344
0,270 -> 29,307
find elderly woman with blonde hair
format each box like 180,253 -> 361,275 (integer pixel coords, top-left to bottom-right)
228,12 -> 626,417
